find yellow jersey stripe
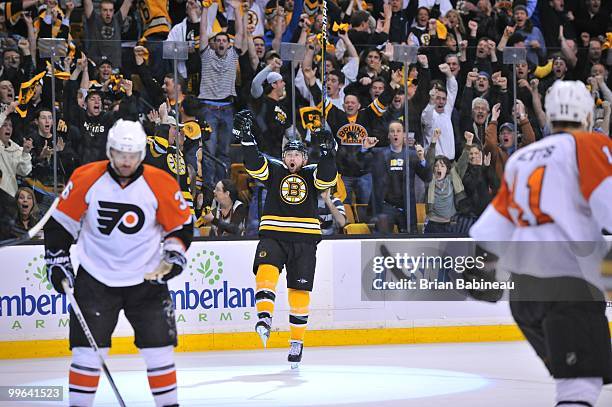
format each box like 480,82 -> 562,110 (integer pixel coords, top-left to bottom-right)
249,159 -> 268,175
260,225 -> 322,235
261,215 -> 320,224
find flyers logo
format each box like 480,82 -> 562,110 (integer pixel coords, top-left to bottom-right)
97,201 -> 145,235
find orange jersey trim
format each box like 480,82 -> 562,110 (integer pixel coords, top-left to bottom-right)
57,161 -> 108,222
142,165 -> 191,232
571,131 -> 612,201
491,177 -> 514,223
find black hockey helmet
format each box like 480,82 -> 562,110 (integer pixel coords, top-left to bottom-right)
283,140 -> 308,157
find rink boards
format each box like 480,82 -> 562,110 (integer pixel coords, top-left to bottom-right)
1,238 -> 611,359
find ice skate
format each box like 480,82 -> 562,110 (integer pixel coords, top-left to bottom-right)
255,317 -> 272,348
288,340 -> 303,369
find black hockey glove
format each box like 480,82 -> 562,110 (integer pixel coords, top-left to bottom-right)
233,109 -> 255,143
45,249 -> 75,294
144,250 -> 187,284
462,245 -> 503,303
315,129 -> 336,157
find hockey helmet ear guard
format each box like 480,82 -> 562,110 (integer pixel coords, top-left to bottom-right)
106,119 -> 147,162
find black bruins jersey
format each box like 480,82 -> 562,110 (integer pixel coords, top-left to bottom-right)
144,136 -> 194,215
242,142 -> 337,242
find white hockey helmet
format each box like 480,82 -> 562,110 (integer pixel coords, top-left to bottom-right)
106,119 -> 147,162
544,80 -> 594,129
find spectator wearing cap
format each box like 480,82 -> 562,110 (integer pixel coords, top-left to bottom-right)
0,111 -> 32,196
83,0 -> 132,69
199,1 -> 245,187
250,70 -> 291,158
538,54 -> 571,96
513,4 -> 546,66
485,100 -> 535,183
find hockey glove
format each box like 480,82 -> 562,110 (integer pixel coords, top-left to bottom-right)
233,109 -> 255,143
144,250 -> 187,284
315,129 -> 336,157
462,245 -> 503,303
45,249 -> 75,294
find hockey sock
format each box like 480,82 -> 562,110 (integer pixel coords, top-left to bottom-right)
555,377 -> 603,407
140,345 -> 178,407
288,289 -> 310,342
69,347 -> 107,407
255,264 -> 280,321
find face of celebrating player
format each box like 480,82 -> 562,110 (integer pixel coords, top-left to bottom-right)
283,150 -> 306,173
109,148 -> 142,178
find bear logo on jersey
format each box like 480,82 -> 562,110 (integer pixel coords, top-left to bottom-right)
97,201 -> 145,235
280,175 -> 308,204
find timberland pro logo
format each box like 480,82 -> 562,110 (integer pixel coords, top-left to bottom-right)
189,250 -> 224,286
24,254 -> 52,291
97,201 -> 145,235
280,174 -> 307,205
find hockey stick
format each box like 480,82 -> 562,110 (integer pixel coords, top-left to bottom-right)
61,279 -> 127,407
0,197 -> 60,249
320,0 -> 328,128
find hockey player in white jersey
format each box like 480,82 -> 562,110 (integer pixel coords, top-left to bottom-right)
44,120 -> 193,407
470,81 -> 612,407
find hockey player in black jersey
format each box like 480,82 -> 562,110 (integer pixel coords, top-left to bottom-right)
143,124 -> 195,216
233,110 -> 337,367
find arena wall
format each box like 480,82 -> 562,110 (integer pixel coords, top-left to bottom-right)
1,238 -> 610,359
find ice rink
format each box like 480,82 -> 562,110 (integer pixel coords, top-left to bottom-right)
1,341 -> 612,406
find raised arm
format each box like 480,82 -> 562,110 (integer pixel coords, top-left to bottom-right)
83,0 -> 94,19
199,2 -> 210,51
119,0 -> 133,20
231,0 -> 245,53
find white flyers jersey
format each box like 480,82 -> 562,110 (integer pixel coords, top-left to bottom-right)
470,131 -> 612,288
52,161 -> 191,287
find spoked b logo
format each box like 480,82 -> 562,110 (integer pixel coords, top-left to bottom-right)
97,201 -> 145,235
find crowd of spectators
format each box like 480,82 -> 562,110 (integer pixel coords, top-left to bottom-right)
0,0 -> 610,240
